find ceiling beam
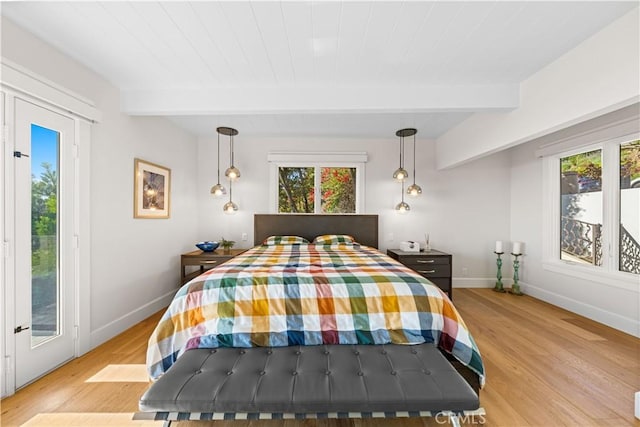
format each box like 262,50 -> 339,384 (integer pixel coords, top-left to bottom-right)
120,84 -> 519,116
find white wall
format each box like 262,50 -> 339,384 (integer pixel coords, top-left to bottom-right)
436,8 -> 640,169
1,17 -> 200,348
197,135 -> 512,285
510,141 -> 639,336
88,103 -> 199,344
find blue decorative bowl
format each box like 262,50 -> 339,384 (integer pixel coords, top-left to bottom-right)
196,241 -> 219,252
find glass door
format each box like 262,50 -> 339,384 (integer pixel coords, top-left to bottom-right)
14,98 -> 75,388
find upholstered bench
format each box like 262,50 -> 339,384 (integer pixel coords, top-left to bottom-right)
136,343 -> 480,426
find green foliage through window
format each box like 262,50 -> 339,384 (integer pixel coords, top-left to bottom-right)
32,161 -> 58,279
620,140 -> 640,189
278,167 -> 315,213
561,149 -> 602,195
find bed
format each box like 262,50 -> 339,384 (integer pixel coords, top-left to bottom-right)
136,214 -> 484,426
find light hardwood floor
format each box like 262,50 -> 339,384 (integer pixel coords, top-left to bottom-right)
1,289 -> 638,426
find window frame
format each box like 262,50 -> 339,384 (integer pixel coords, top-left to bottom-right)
268,152 -> 367,214
542,133 -> 639,290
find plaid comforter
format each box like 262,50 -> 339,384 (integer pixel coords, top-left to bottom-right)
147,244 -> 485,386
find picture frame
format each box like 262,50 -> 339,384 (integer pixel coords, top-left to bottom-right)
134,158 -> 171,219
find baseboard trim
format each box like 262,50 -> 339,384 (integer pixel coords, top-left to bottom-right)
453,277 -> 512,288
522,281 -> 640,338
89,290 -> 175,349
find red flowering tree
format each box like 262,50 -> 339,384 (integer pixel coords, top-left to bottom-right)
320,167 -> 356,213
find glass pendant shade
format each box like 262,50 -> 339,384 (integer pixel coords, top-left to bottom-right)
395,180 -> 410,213
225,165 -> 241,180
395,201 -> 410,213
222,173 -> 238,214
210,183 -> 226,197
407,183 -> 422,197
393,167 -> 408,181
223,200 -> 238,214
218,126 -> 240,181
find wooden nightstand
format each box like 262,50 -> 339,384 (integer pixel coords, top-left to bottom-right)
180,249 -> 246,284
387,248 -> 453,300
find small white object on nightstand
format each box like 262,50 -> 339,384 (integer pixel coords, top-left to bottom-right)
635,391 -> 640,419
400,241 -> 419,252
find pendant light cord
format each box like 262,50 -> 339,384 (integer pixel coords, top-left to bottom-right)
217,132 -> 221,182
412,133 -> 416,184
230,134 -> 234,166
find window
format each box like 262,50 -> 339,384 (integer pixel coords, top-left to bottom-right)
278,167 -> 315,213
269,152 -> 366,214
620,140 -> 640,274
560,149 -> 603,266
544,136 -> 640,282
320,167 -> 356,213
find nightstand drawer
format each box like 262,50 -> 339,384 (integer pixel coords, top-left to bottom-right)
182,256 -> 233,266
408,263 -> 451,278
395,256 -> 449,266
387,248 -> 453,300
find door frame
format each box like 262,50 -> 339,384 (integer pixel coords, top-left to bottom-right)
1,60 -> 98,397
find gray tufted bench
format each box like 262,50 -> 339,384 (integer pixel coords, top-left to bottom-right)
137,343 -> 480,426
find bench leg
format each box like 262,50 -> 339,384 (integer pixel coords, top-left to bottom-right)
163,421 -> 172,427
449,414 -> 462,427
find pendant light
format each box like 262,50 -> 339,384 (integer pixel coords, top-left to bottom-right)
405,128 -> 422,197
395,180 -> 410,213
210,129 -> 227,197
223,180 -> 238,214
220,126 -> 240,180
392,128 -> 409,181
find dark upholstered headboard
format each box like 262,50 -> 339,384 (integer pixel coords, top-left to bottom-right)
254,214 -> 379,248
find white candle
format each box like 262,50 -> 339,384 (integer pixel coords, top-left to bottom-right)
495,241 -> 503,253
512,241 -> 523,255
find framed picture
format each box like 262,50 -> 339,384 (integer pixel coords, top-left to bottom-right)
134,158 -> 171,219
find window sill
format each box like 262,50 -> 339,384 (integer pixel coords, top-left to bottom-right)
542,260 -> 639,292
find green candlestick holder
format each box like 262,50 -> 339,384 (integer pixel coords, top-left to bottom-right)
493,252 -> 506,293
510,253 -> 524,295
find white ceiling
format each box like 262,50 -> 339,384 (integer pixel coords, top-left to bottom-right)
2,1 -> 637,139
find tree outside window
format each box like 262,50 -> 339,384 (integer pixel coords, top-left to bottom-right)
278,167 -> 315,213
